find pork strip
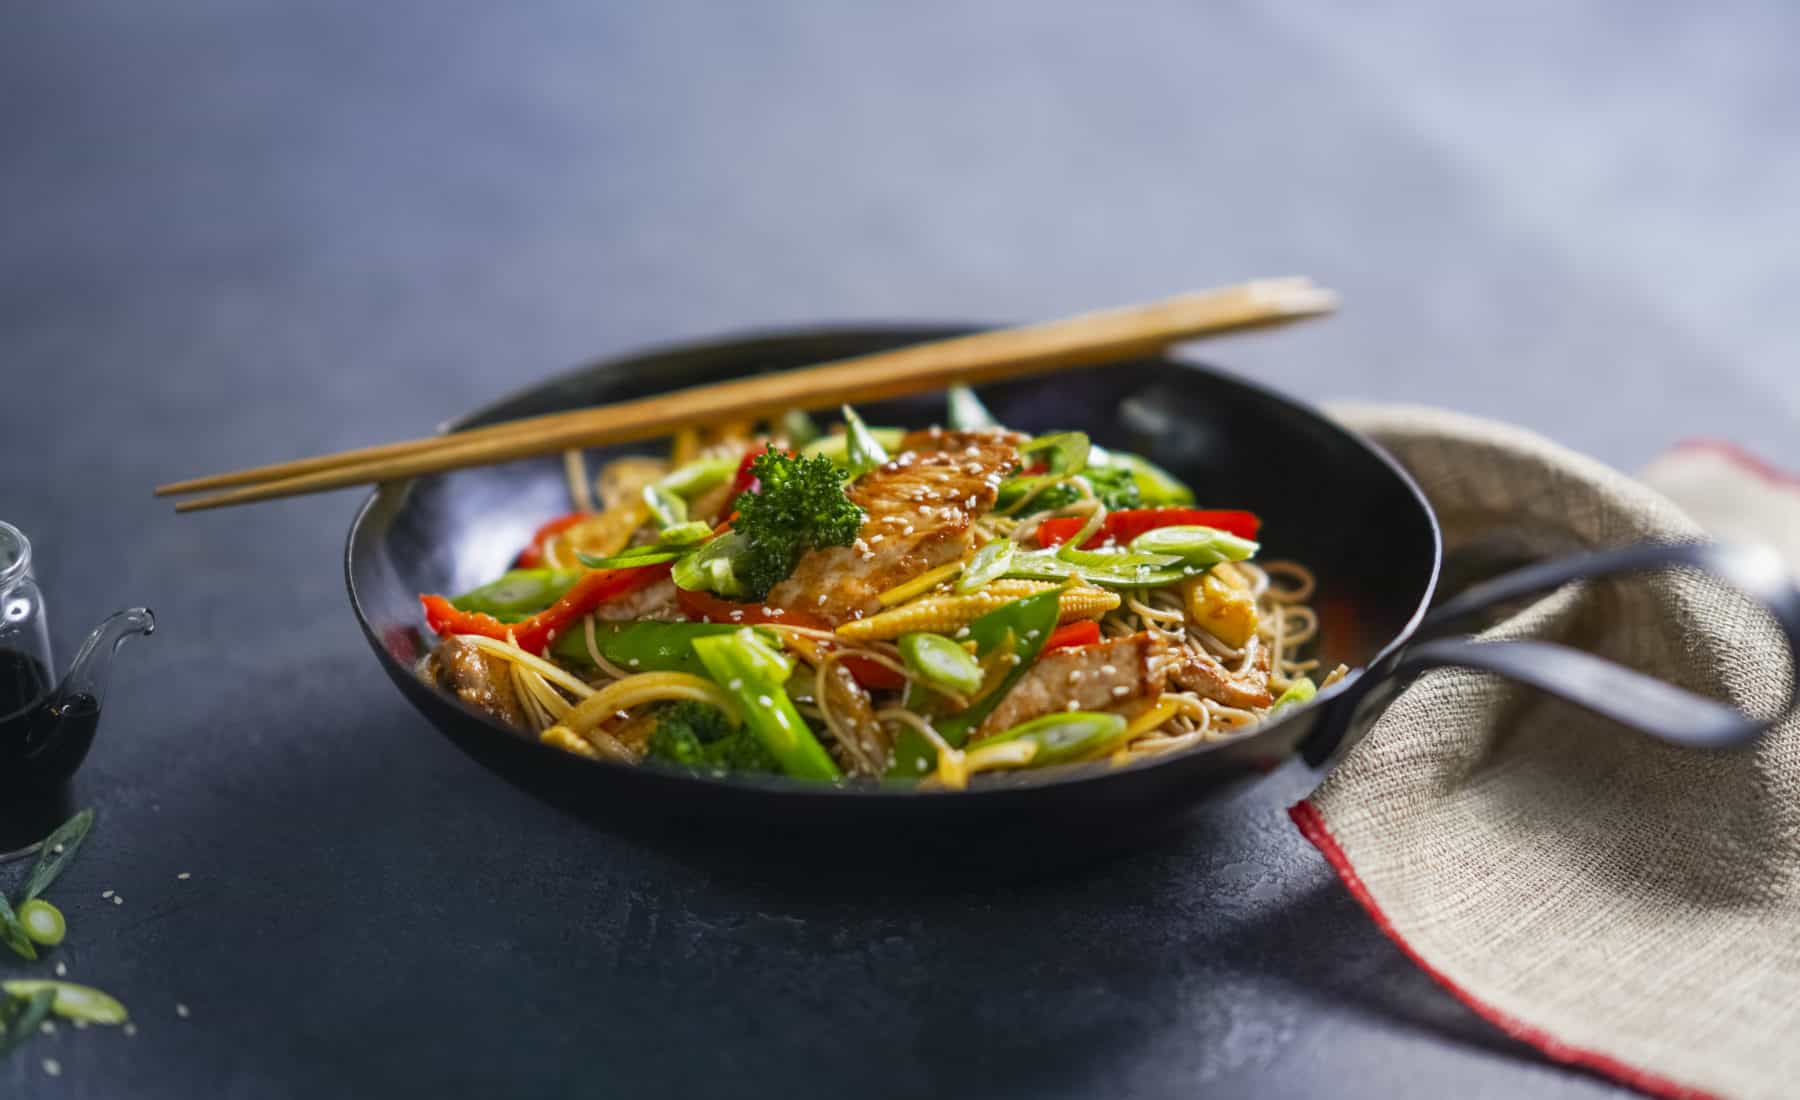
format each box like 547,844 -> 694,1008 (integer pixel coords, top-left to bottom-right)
974,632 -> 1167,739
766,428 -> 1024,624
427,637 -> 527,730
1167,639 -> 1274,710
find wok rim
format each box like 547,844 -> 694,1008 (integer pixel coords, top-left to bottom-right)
345,322 -> 1443,803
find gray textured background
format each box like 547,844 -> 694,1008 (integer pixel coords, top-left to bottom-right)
3,2 -> 1794,1096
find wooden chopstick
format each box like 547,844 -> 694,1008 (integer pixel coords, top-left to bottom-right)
160,278 -> 1335,512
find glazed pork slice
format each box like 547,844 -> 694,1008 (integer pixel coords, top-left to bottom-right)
974,632 -> 1167,739
426,637 -> 527,730
1168,639 -> 1273,710
765,428 -> 1025,624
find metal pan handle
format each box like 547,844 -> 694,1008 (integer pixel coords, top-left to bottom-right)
1305,542 -> 1800,764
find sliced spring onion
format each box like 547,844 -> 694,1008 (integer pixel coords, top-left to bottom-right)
947,385 -> 999,430
656,456 -> 737,499
21,808 -> 94,904
781,408 -> 822,446
654,521 -> 715,547
0,987 -> 57,1058
0,894 -> 34,962
1270,676 -> 1318,714
1128,525 -> 1259,567
898,633 -> 984,696
577,548 -> 684,569
642,483 -> 688,528
16,901 -> 63,947
800,427 -> 905,466
955,540 -> 1014,593
671,530 -> 750,597
1019,431 -> 1090,476
841,405 -> 890,479
1055,545 -> 1181,571
1,981 -> 128,1025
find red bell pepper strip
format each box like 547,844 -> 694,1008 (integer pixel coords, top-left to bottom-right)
515,512 -> 590,568
1042,620 -> 1101,652
421,561 -> 671,653
674,587 -> 905,690
1035,507 -> 1261,549
714,449 -> 763,524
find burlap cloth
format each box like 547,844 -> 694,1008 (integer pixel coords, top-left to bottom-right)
1293,405 -> 1800,1100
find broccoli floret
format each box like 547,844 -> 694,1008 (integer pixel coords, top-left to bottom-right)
1027,465 -> 1143,512
644,700 -> 779,774
726,446 -> 865,600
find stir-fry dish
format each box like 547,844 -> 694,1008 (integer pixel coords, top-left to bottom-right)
416,388 -> 1342,788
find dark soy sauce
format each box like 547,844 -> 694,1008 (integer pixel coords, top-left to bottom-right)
0,649 -> 100,797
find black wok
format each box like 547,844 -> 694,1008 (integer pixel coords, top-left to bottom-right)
346,326 -> 1800,847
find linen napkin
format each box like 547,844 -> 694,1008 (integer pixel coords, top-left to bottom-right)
1293,406 -> 1800,1100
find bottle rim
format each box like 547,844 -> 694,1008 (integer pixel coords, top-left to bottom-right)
0,520 -> 31,588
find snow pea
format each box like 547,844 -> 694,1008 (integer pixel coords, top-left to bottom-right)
550,620 -> 779,675
451,569 -> 582,618
692,629 -> 840,781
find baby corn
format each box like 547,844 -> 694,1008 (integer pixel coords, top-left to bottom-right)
837,581 -> 1119,641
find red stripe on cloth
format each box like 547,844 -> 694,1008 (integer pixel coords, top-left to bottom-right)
1288,800 -> 1720,1100
1666,439 -> 1800,493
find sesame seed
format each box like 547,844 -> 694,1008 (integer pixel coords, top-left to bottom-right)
627,658 -> 640,667
176,1004 -> 191,1019
101,890 -> 113,899
54,961 -> 66,977
124,1023 -> 138,1038
1065,700 -> 1080,711
43,1058 -> 61,1077
1026,630 -> 1040,639
757,695 -> 774,707
955,626 -> 971,638
901,524 -> 914,535
769,608 -> 785,617
51,843 -> 64,854
1111,685 -> 1130,697
1100,664 -> 1117,675
870,535 -> 885,544
40,1021 -> 55,1036
728,678 -> 744,690
1068,670 -> 1085,683
177,872 -> 191,880
112,895 -> 123,906
728,610 -> 743,621
817,594 -> 828,605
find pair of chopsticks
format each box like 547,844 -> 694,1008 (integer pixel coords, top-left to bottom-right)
156,278 -> 1336,512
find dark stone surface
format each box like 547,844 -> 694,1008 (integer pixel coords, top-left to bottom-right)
7,2 -> 1793,1095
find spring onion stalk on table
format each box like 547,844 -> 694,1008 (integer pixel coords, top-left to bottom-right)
0,808 -> 133,1066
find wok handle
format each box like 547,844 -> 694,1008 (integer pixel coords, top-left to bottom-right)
1305,542 -> 1800,763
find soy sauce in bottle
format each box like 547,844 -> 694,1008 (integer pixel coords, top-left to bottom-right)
0,521 -> 151,816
